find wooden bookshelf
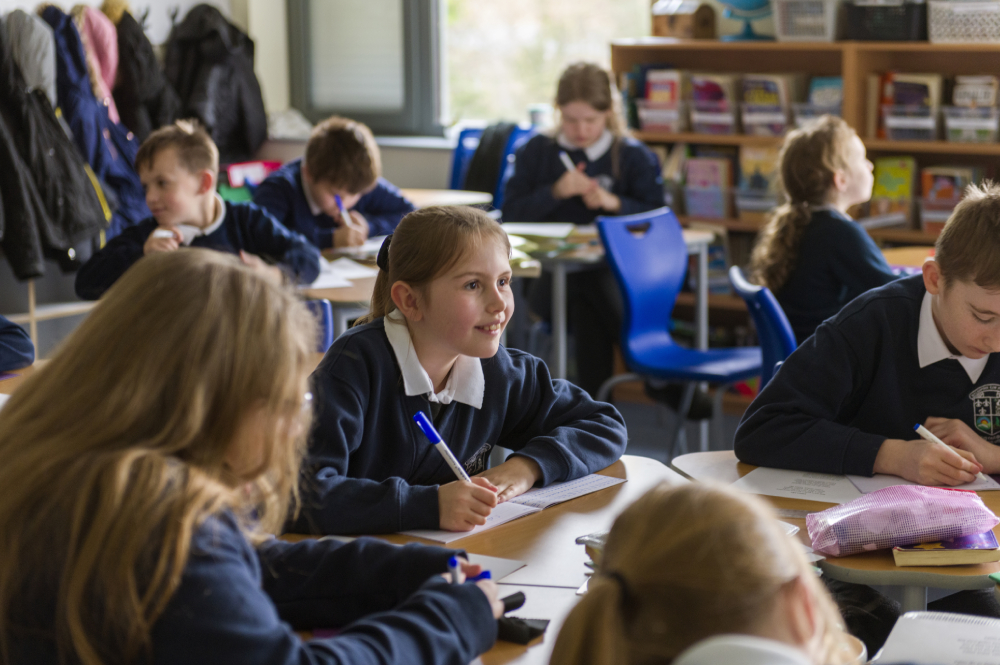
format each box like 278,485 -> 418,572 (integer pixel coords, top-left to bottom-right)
634,131 -> 781,147
866,227 -> 939,245
677,215 -> 766,233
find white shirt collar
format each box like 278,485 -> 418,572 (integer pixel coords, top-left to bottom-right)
383,310 -> 485,409
918,291 -> 989,382
301,169 -> 323,217
177,194 -> 226,245
674,635 -> 812,665
557,129 -> 614,162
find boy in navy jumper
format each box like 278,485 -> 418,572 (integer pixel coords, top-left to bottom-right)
253,115 -> 415,250
292,206 -> 627,536
0,315 -> 33,372
75,121 -> 320,300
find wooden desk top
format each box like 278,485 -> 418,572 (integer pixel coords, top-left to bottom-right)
400,188 -> 493,209
673,451 -> 1000,590
481,584 -> 579,665
882,246 -> 934,268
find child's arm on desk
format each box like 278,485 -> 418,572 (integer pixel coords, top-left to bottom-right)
74,221 -> 156,300
923,417 -> 1000,474
353,179 -> 415,236
874,436 -> 983,486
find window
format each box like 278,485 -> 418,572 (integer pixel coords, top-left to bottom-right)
444,1 -> 650,125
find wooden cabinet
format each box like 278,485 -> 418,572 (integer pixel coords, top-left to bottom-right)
611,38 -> 1000,246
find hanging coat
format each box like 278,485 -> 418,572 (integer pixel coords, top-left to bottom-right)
5,9 -> 56,108
107,10 -> 180,142
41,5 -> 148,239
0,15 -> 108,277
164,4 -> 267,163
72,5 -> 121,125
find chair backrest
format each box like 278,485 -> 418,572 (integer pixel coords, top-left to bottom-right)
728,266 -> 797,386
596,207 -> 687,367
448,127 -> 483,191
494,125 -> 536,209
304,299 -> 334,353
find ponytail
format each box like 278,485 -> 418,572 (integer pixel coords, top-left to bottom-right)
550,575 -> 629,665
750,202 -> 812,292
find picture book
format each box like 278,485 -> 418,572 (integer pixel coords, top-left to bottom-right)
739,145 -> 780,191
878,611 -> 1000,664
692,145 -> 740,184
690,73 -> 738,104
921,166 -> 977,203
742,73 -> 804,108
807,76 -> 842,108
685,157 -> 731,189
869,156 -> 916,224
645,69 -> 688,104
953,75 -> 999,107
893,531 -> 1000,566
889,73 -> 944,109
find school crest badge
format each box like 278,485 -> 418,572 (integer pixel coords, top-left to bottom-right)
970,384 -> 1000,444
464,442 -> 493,476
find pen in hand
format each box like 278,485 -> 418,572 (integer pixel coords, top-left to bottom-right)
413,412 -> 471,482
913,423 -> 991,483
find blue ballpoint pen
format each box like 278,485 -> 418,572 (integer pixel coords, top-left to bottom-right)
413,412 -> 471,482
334,194 -> 352,225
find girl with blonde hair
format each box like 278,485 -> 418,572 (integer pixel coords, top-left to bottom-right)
0,249 -> 501,665
750,114 -> 897,344
550,482 -> 858,665
503,61 -> 665,397
294,205 -> 626,536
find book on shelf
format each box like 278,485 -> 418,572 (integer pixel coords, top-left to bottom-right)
807,76 -> 842,108
892,531 -> 1000,567
690,73 -> 738,105
863,156 -> 916,228
645,69 -> 688,104
953,75 -> 998,107
742,73 -> 804,108
685,157 -> 731,189
692,145 -> 739,184
866,73 -> 881,138
891,73 -> 944,110
922,165 -> 978,203
739,145 -> 780,191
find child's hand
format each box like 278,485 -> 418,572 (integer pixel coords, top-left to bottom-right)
552,162 -> 596,200
143,228 -> 181,255
477,456 -> 542,503
581,186 -> 621,212
438,477 -> 498,531
874,437 -> 983,486
925,417 -> 1000,474
333,213 -> 367,248
475,579 -> 504,619
347,211 -> 370,237
239,251 -> 284,285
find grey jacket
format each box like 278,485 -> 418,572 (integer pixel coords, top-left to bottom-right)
5,9 -> 56,108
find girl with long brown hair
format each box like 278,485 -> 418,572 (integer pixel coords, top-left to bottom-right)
293,205 -> 627,536
749,114 -> 897,344
1,249 -> 502,665
550,482 -> 860,665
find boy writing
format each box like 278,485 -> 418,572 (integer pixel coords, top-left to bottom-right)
736,182 -> 1000,483
253,116 -> 415,250
75,121 -> 320,300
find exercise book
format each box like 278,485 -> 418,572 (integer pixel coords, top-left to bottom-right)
848,472 -> 1000,494
874,611 -> 1000,664
403,474 -> 627,544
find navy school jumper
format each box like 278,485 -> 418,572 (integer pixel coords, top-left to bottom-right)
501,133 -> 664,224
0,315 -> 34,372
253,159 -> 415,250
291,318 -> 629,535
74,200 -> 321,300
9,512 -> 497,664
735,275 -> 1000,476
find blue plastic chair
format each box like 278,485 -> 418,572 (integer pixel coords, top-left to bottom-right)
729,266 -> 798,387
305,299 -> 334,353
596,208 -> 762,456
448,125 -> 536,209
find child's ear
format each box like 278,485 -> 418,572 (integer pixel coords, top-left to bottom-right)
390,281 -> 423,322
784,576 -> 820,652
832,169 -> 848,193
923,259 -> 944,295
198,169 -> 216,195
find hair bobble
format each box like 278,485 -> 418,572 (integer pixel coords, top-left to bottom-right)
605,571 -> 633,607
376,234 -> 393,271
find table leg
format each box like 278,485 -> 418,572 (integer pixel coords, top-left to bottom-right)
697,244 -> 709,451
552,262 -> 568,380
900,586 -> 928,612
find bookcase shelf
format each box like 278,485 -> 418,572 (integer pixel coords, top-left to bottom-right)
863,139 -> 1000,156
633,131 -> 782,147
866,227 -> 939,245
677,215 -> 766,233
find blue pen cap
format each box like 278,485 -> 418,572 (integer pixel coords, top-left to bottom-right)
449,556 -> 459,568
913,424 -> 920,431
413,412 -> 442,444
471,570 -> 491,581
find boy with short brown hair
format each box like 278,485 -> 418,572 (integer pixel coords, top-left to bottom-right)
252,116 -> 415,250
75,121 -> 320,300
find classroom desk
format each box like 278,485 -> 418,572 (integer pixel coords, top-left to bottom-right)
882,246 -> 934,269
671,450 -> 1000,612
400,188 -> 493,209
287,455 -> 685,663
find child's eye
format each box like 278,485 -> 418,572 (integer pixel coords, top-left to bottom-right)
465,281 -> 479,290
975,314 -> 993,324
498,277 -> 511,288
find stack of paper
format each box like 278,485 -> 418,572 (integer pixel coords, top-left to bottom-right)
303,257 -> 379,290
875,611 -> 1000,664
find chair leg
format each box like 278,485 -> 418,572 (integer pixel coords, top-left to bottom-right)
710,384 -> 731,452
596,373 -> 642,403
668,383 -> 698,461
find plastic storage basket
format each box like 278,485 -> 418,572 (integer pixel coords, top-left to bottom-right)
843,0 -> 927,40
929,0 -> 1000,42
773,0 -> 841,41
943,106 -> 1000,142
636,100 -> 688,133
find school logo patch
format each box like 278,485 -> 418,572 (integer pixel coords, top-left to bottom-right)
970,385 -> 1000,444
464,442 -> 493,476
595,174 -> 615,192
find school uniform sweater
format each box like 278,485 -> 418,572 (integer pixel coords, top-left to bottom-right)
252,159 -> 415,249
776,208 -> 899,344
0,314 -> 33,372
501,133 -> 664,225
9,512 -> 497,664
292,317 -> 629,535
74,198 -> 321,300
735,275 -> 1000,476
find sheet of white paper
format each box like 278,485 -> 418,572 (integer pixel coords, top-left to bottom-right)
501,222 -> 576,239
326,257 -> 379,279
847,473 -> 1000,493
875,611 -> 1000,664
731,467 -> 863,505
464,553 -> 526,581
0,393 -> 9,411
778,521 -> 800,537
304,272 -> 353,289
402,502 -> 541,543
511,474 -> 626,509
